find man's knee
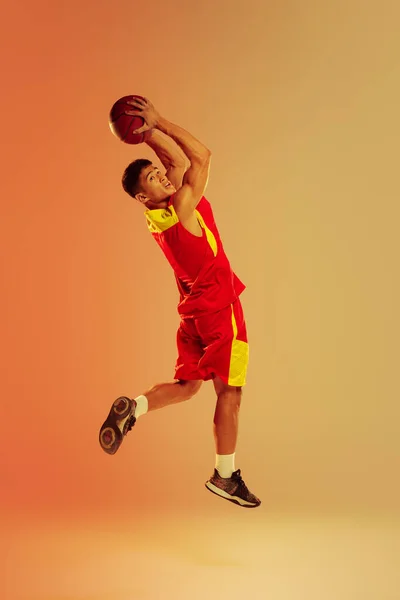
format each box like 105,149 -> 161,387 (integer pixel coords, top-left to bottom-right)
213,378 -> 242,409
213,376 -> 242,398
178,379 -> 202,400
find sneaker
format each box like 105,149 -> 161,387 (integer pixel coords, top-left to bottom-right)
99,396 -> 137,455
205,469 -> 261,508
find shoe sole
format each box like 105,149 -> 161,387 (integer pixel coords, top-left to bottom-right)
99,396 -> 136,455
205,481 -> 261,508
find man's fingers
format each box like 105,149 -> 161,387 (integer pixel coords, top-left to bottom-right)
127,96 -> 147,108
126,102 -> 143,111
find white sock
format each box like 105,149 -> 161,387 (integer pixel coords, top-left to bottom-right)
134,395 -> 148,419
215,453 -> 236,478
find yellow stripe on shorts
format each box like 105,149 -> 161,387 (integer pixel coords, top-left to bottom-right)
228,306 -> 249,387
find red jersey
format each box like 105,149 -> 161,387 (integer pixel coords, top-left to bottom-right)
145,196 -> 245,318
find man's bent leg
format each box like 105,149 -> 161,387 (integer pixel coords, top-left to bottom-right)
144,379 -> 202,412
99,379 -> 201,455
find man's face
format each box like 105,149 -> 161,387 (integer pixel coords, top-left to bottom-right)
136,164 -> 176,205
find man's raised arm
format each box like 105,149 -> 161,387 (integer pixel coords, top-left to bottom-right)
155,116 -> 211,166
145,129 -> 188,190
127,97 -> 211,221
155,116 -> 211,220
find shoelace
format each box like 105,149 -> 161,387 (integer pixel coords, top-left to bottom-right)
232,470 -> 251,493
228,470 -> 259,503
125,415 -> 136,433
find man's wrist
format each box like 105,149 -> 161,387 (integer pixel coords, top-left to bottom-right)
155,115 -> 171,133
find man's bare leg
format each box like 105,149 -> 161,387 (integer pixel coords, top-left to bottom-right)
143,379 -> 202,412
205,376 -> 261,507
212,376 -> 242,458
99,379 -> 201,454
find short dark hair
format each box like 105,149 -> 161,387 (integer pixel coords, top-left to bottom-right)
121,159 -> 152,198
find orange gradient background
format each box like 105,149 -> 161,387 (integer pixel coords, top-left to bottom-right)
1,1 -> 399,599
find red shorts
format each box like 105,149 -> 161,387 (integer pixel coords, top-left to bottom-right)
175,298 -> 249,387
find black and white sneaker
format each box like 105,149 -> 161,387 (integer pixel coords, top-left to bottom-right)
99,396 -> 137,455
205,469 -> 261,508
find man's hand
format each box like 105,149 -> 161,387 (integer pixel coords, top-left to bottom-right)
126,97 -> 160,133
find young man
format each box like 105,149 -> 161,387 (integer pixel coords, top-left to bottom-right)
99,96 -> 261,508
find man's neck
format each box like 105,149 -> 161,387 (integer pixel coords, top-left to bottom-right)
145,198 -> 170,211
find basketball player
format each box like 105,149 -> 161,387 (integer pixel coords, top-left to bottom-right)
99,96 -> 261,508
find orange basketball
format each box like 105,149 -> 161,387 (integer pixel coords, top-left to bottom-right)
109,95 -> 146,144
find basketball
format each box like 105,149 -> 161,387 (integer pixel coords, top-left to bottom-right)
109,95 -> 147,144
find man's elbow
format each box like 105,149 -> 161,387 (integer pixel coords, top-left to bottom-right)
192,149 -> 211,166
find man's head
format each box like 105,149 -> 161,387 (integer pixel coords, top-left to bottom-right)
122,159 -> 176,208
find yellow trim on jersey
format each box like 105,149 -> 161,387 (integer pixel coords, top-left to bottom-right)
145,204 -> 218,257
195,210 -> 218,256
228,307 -> 249,387
145,206 -> 179,233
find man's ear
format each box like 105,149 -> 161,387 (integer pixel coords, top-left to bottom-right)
135,192 -> 148,204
